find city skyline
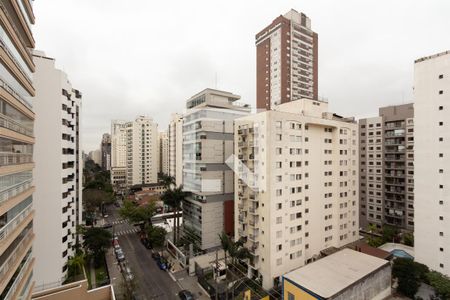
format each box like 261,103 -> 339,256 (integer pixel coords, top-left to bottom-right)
33,0 -> 450,151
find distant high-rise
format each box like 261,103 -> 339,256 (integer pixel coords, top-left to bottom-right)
0,0 -> 36,298
182,89 -> 250,250
101,133 -> 111,171
111,120 -> 127,191
159,131 -> 169,176
414,50 -> 450,276
256,9 -> 318,110
125,116 -> 158,186
235,98 -> 359,290
359,104 -> 414,231
32,51 -> 83,288
168,113 -> 183,186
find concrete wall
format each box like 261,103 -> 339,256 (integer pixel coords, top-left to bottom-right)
32,280 -> 114,300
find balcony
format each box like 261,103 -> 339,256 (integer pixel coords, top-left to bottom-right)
0,180 -> 32,206
0,153 -> 33,166
248,233 -> 258,242
0,230 -> 33,287
248,206 -> 258,214
0,114 -> 34,137
3,253 -> 33,300
0,78 -> 31,109
0,204 -> 32,243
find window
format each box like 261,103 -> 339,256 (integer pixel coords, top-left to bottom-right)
439,90 -> 444,95
276,244 -> 282,251
439,121 -> 443,126
439,106 -> 444,110
276,147 -> 282,155
276,134 -> 282,141
287,293 -> 295,300
439,74 -> 444,79
276,258 -> 282,266
276,217 -> 282,224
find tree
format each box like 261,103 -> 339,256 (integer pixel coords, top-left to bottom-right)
427,271 -> 450,299
403,233 -> 414,247
82,227 -> 112,266
161,185 -> 188,244
119,200 -> 156,228
227,237 -> 251,266
83,189 -> 112,215
159,173 -> 175,189
67,252 -> 85,277
147,226 -> 167,248
382,225 -> 399,243
392,258 -> 429,299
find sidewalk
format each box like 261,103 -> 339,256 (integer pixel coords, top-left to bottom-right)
105,247 -> 124,299
173,270 -> 210,300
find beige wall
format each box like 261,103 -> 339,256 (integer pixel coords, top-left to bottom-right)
32,280 -> 114,300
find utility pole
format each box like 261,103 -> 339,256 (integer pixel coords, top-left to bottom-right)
215,250 -> 219,300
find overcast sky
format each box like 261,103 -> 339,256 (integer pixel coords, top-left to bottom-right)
33,0 -> 450,152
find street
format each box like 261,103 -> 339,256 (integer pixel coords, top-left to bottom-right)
105,204 -> 182,300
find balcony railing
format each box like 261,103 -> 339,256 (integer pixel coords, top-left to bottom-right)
0,204 -> 32,242
3,253 -> 33,300
0,153 -> 33,166
0,77 -> 31,109
0,230 -> 33,283
0,180 -> 32,206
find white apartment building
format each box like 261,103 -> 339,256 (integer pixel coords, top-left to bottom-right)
168,113 -> 183,186
111,120 -> 127,190
125,116 -> 158,186
159,131 -> 169,175
183,89 -> 250,250
414,50 -> 450,276
32,51 -> 83,287
235,99 -> 359,289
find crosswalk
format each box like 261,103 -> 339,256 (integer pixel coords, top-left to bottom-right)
115,228 -> 139,236
111,220 -> 126,225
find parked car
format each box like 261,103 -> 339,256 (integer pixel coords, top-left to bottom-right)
124,267 -> 134,281
151,252 -> 160,260
178,290 -> 194,300
140,238 -> 152,249
112,236 -> 119,246
156,257 -> 167,270
116,249 -> 125,262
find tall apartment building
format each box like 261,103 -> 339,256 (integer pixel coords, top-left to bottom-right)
168,113 -> 183,186
359,104 -> 414,231
100,133 -> 111,171
414,50 -> 450,276
159,131 -> 169,176
110,120 -> 127,191
32,51 -> 83,287
0,0 -> 36,298
182,89 -> 250,250
256,9 -> 318,110
235,99 -> 359,290
125,116 -> 158,186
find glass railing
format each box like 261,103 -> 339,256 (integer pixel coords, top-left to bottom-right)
0,179 -> 32,206
0,113 -> 34,137
3,252 -> 32,300
0,229 -> 33,284
16,0 -> 32,29
0,26 -> 33,81
0,204 -> 32,242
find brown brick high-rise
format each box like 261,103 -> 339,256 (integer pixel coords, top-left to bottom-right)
256,9 -> 318,110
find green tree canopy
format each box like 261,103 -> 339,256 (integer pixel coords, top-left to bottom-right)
147,226 -> 167,248
82,227 -> 112,265
83,188 -> 112,214
119,200 -> 156,227
427,271 -> 450,299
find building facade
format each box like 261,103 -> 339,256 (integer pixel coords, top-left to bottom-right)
100,133 -> 111,171
359,104 -> 414,231
0,0 -> 36,298
159,131 -> 169,176
110,120 -> 127,192
168,113 -> 183,186
256,9 -> 318,110
182,89 -> 250,250
32,51 -> 83,288
414,50 -> 450,276
235,99 -> 359,289
125,116 -> 158,186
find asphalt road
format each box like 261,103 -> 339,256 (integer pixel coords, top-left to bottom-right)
105,204 -> 182,300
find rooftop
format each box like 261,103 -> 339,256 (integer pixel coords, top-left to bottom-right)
284,248 -> 389,298
415,50 -> 450,63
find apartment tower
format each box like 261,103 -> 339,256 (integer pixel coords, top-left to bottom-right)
159,131 -> 169,176
256,9 -> 318,110
100,133 -> 111,171
414,50 -> 450,276
32,51 -> 83,287
110,120 -> 127,192
0,0 -> 36,298
359,104 -> 414,231
168,113 -> 183,186
235,99 -> 359,289
125,116 -> 158,186
182,89 -> 250,250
